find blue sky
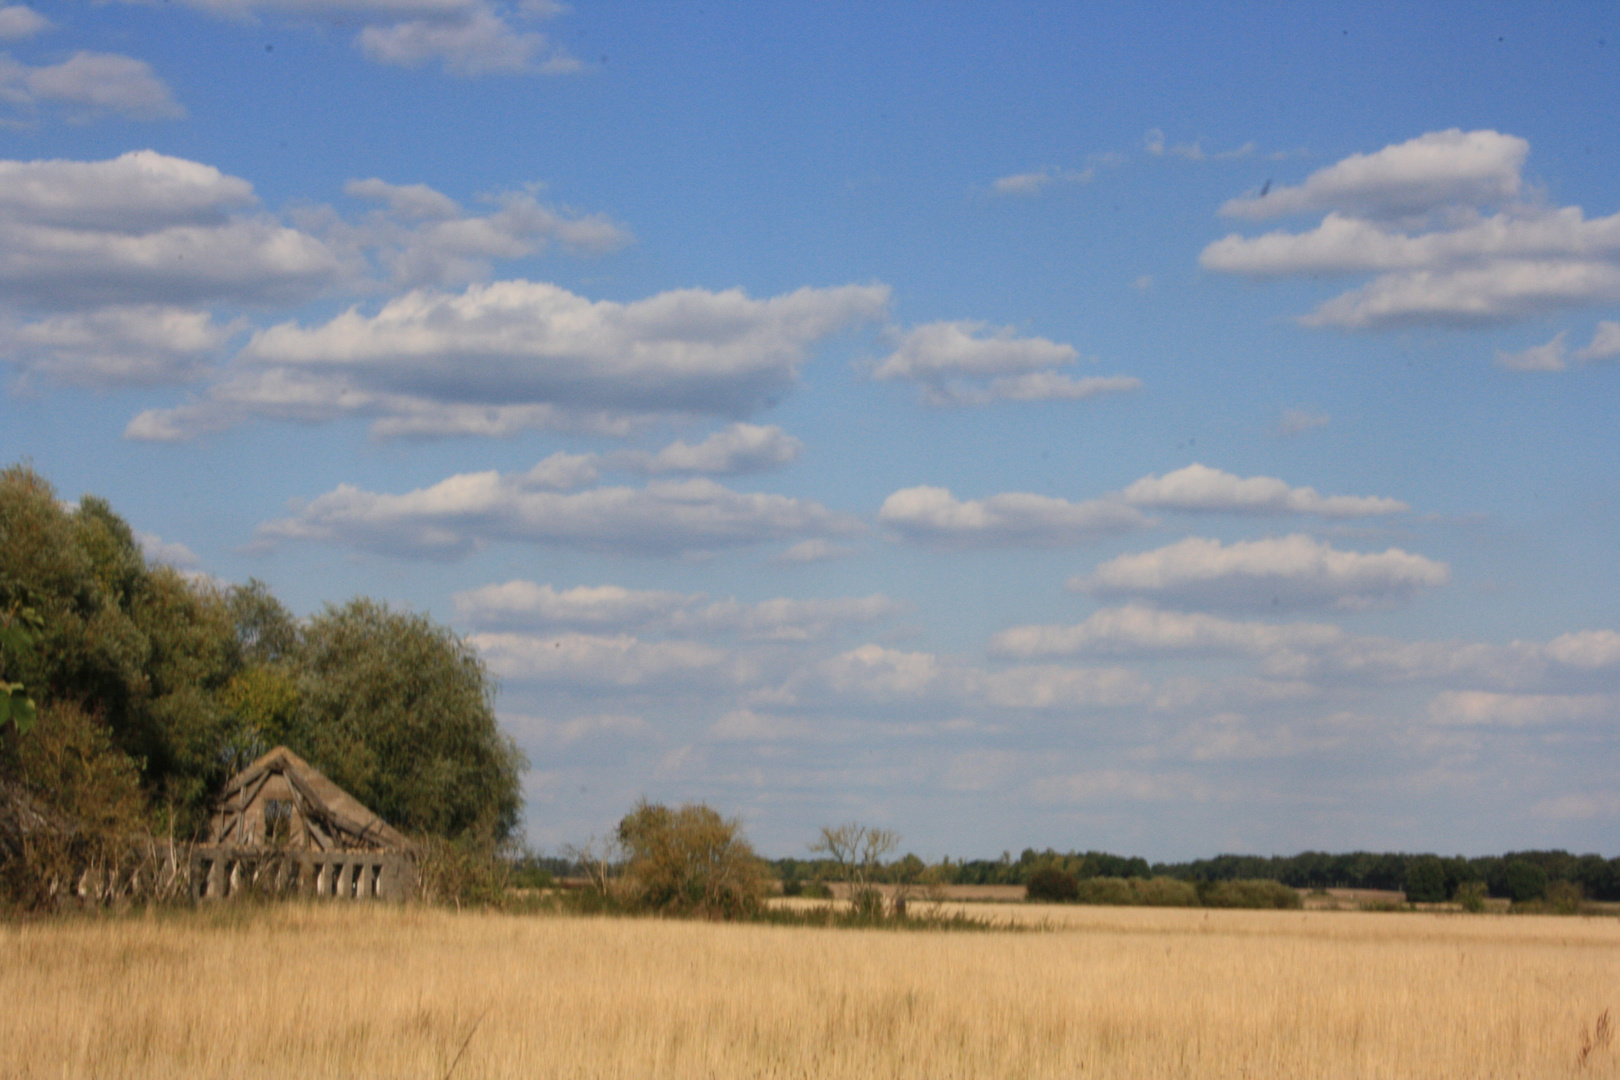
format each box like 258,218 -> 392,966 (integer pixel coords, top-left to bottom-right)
3,0 -> 1618,860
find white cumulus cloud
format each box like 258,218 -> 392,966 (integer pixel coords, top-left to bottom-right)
1121,463 -> 1406,518
874,320 -> 1139,406
1220,129 -> 1528,221
454,579 -> 896,641
255,462 -> 864,559
879,485 -> 1149,548
130,280 -> 889,440
0,51 -> 183,121
0,305 -> 235,386
1202,129 -> 1620,331
609,423 -> 802,475
0,151 -> 343,309
1073,533 -> 1450,611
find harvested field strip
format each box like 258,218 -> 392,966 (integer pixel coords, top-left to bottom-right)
2,903 -> 1618,1079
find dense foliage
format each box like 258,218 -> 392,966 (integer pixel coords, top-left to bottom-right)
0,464 -> 524,849
615,799 -> 768,919
769,845 -> 1620,903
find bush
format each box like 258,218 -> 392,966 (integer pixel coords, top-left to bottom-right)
1455,880 -> 1488,913
1025,866 -> 1079,903
1546,879 -> 1584,915
1075,876 -> 1136,905
1069,876 -> 1202,908
616,799 -> 768,919
413,835 -> 511,909
1198,879 -> 1303,909
1132,876 -> 1200,906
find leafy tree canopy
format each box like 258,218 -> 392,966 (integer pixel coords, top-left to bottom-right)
0,463 -> 524,844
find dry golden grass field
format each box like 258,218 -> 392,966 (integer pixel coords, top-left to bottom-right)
2,901 -> 1617,1080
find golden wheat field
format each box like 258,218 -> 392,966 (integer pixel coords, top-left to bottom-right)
2,902 -> 1617,1080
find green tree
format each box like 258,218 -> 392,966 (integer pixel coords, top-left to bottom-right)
296,599 -> 524,842
1404,855 -> 1448,903
616,799 -> 767,919
1503,859 -> 1548,903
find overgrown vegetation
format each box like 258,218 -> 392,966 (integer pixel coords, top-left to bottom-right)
0,463 -> 524,911
615,799 -> 768,919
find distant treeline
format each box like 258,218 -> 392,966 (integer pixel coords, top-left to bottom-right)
768,848 -> 1620,903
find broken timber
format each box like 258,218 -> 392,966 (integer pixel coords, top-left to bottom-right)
192,746 -> 417,902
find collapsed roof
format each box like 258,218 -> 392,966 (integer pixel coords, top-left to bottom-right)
206,746 -> 411,852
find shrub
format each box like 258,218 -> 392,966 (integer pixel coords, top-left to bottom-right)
1455,880 -> 1488,913
1025,866 -> 1079,903
1075,877 -> 1135,905
414,835 -> 511,909
1546,879 -> 1584,915
616,799 -> 768,920
1132,876 -> 1199,906
1199,879 -> 1303,909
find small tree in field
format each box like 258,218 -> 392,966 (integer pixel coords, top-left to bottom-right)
810,822 -> 898,917
616,799 -> 767,919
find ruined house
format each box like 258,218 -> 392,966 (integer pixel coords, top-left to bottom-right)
192,746 -> 417,901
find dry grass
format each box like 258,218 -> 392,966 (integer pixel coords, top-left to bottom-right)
2,902 -> 1618,1079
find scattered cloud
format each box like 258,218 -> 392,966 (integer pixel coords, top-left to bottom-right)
0,51 -> 183,121
136,530 -> 200,568
708,708 -> 818,742
470,630 -> 734,687
873,320 -> 1140,407
1544,629 -> 1620,670
255,463 -> 864,558
118,0 -> 580,78
454,578 -> 897,641
991,605 -> 1343,661
1577,320 -> 1620,362
879,485 -> 1149,548
992,605 -> 1620,694
608,423 -> 802,475
0,150 -> 343,309
1121,463 -> 1406,518
809,643 -> 1149,711
130,281 -> 888,440
991,166 -> 1094,196
1202,129 -> 1620,330
1219,129 -> 1527,221
1495,332 -> 1568,372
0,5 -> 47,41
1031,767 -> 1204,804
358,7 -> 577,76
1144,129 -> 1253,162
0,305 -> 236,386
1427,690 -> 1616,727
1531,791 -> 1620,821
772,538 -> 857,565
1277,407 -> 1329,436
1073,533 -> 1449,611
876,319 -> 1074,377
342,178 -> 632,286
455,581 -> 692,630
